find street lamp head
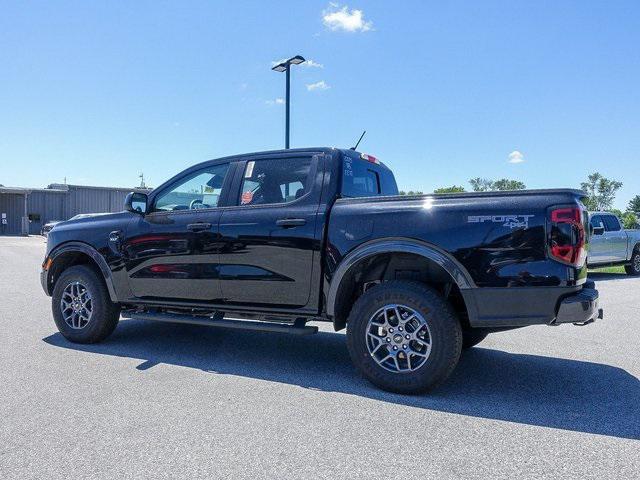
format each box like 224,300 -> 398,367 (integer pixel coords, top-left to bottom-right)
271,55 -> 306,72
289,55 -> 305,65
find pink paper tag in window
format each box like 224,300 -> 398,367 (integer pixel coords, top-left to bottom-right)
241,191 -> 254,205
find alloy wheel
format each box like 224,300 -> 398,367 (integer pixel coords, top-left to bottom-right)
60,281 -> 93,329
365,304 -> 432,373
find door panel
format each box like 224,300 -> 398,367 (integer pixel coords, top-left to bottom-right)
218,155 -> 321,308
121,162 -> 232,302
123,210 -> 224,301
589,215 -> 609,263
603,216 -> 627,261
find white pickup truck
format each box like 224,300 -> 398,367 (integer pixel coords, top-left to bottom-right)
588,212 -> 640,275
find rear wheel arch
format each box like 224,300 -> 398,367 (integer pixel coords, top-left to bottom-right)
327,239 -> 476,331
46,242 -> 117,302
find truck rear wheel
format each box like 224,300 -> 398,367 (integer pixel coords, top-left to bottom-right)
346,281 -> 462,394
625,250 -> 640,276
51,265 -> 120,344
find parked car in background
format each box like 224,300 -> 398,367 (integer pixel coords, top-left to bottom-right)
40,220 -> 62,237
588,212 -> 640,275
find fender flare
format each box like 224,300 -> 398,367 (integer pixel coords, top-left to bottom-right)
326,238 -> 476,318
47,241 -> 118,302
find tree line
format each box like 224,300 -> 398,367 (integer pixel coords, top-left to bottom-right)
398,172 -> 639,229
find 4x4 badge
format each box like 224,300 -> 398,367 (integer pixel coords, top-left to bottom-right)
467,214 -> 535,229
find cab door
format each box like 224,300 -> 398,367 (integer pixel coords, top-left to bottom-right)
122,162 -> 233,302
217,154 -> 322,308
603,215 -> 628,262
589,214 -> 609,263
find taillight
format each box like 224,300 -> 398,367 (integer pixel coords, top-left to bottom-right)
548,206 -> 586,266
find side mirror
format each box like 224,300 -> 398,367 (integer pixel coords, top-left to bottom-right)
592,225 -> 605,235
124,192 -> 148,215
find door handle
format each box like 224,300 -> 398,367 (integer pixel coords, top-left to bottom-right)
187,222 -> 212,232
276,218 -> 306,228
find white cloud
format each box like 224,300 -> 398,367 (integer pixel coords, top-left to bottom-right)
322,4 -> 372,32
266,98 -> 285,106
304,59 -> 324,68
508,150 -> 525,164
306,80 -> 330,91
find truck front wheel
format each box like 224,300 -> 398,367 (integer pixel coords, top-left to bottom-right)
625,250 -> 640,276
51,265 -> 121,344
346,281 -> 462,394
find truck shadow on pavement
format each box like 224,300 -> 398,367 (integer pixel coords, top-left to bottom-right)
43,320 -> 640,441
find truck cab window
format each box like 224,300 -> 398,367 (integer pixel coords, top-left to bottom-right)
239,157 -> 312,206
341,156 -> 397,197
603,215 -> 621,231
154,163 -> 229,212
590,215 -> 604,229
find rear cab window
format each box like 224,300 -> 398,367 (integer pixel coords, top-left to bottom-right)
341,152 -> 398,198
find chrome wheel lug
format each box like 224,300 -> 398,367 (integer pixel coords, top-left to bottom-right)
386,337 -> 391,342
405,334 -> 410,339
403,344 -> 407,349
398,327 -> 403,332
389,328 -> 394,333
393,346 -> 398,351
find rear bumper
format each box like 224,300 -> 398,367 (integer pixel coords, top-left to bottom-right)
554,280 -> 603,325
462,281 -> 603,328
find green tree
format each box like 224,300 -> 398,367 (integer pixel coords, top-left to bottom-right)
469,178 -> 526,191
469,178 -> 493,192
621,212 -> 639,229
492,179 -> 526,191
627,195 -> 640,214
398,190 -> 424,196
434,185 -> 466,193
580,172 -> 623,211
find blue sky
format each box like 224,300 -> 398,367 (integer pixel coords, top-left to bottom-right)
1,1 -> 639,208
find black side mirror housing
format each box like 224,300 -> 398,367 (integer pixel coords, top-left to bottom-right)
124,192 -> 148,215
592,225 -> 605,235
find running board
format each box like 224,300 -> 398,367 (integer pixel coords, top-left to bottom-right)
124,311 -> 318,335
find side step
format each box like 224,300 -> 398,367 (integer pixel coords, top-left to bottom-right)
124,311 -> 318,336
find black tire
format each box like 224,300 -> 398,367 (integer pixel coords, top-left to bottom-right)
624,249 -> 640,276
52,265 -> 120,343
346,281 -> 462,394
462,329 -> 489,349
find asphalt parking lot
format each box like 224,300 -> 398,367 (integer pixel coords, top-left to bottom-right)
0,236 -> 638,479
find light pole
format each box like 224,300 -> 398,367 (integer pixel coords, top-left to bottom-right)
272,55 -> 305,149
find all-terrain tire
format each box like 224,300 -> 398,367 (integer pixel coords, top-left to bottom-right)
346,281 -> 462,394
624,249 -> 640,276
462,329 -> 490,349
52,265 -> 120,343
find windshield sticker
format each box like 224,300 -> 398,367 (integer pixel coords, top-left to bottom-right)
343,157 -> 353,177
245,161 -> 255,178
241,191 -> 254,205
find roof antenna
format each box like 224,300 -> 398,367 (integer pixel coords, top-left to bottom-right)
350,130 -> 366,151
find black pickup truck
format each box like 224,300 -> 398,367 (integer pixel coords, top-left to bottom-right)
41,148 -> 602,393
